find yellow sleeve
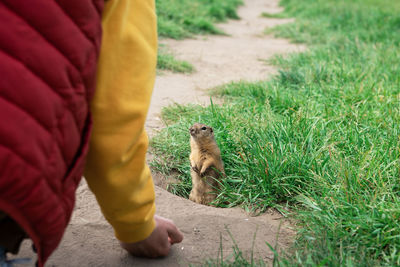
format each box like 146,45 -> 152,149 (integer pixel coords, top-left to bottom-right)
84,0 -> 157,243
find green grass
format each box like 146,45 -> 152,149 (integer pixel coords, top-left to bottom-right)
151,0 -> 400,266
261,12 -> 287,19
193,227 -> 271,267
155,0 -> 242,73
156,0 -> 243,39
157,45 -> 194,73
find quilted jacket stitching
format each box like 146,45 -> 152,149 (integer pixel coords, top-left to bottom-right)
3,1 -> 83,74
0,3 -> 92,197
0,1 -> 102,264
0,142 -> 65,213
0,50 -> 80,187
0,144 -> 42,175
91,0 -> 103,18
53,0 -> 102,102
0,94 -> 52,136
0,126 -> 69,226
53,1 -> 96,46
54,110 -> 74,172
0,98 -> 68,197
0,49 -> 82,133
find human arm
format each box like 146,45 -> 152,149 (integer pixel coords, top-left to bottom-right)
84,0 -> 182,255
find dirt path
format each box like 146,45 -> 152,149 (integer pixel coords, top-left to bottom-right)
146,0 -> 303,135
16,0 -> 303,266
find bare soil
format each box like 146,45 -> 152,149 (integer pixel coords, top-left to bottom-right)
16,0 -> 304,266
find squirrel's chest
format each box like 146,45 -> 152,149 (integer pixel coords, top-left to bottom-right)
190,149 -> 211,162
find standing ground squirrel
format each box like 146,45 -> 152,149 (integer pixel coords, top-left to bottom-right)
189,123 -> 225,205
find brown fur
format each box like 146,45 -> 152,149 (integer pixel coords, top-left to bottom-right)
188,123 -> 224,205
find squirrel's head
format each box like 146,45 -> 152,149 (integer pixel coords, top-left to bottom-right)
189,123 -> 214,140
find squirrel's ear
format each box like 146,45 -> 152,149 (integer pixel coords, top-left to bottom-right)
210,127 -> 213,133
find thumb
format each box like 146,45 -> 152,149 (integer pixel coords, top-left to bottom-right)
166,224 -> 184,244
154,215 -> 184,245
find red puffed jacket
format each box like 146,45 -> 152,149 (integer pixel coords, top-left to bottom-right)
0,1 -> 103,266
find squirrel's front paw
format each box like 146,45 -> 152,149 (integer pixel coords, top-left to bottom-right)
191,165 -> 199,173
200,167 -> 209,177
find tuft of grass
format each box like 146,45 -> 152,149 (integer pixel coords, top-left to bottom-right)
191,227 -> 268,267
156,0 -> 243,39
267,1 -> 400,265
155,0 -> 242,72
157,49 -> 194,73
272,0 -> 400,45
151,0 -> 400,265
261,12 -> 287,19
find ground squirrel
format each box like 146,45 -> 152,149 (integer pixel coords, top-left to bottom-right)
189,123 -> 224,205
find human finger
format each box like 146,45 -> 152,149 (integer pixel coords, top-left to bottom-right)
166,222 -> 183,244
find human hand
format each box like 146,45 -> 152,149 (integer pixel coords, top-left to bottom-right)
120,215 -> 183,258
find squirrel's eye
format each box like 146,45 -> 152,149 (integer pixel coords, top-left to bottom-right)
201,127 -> 207,130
